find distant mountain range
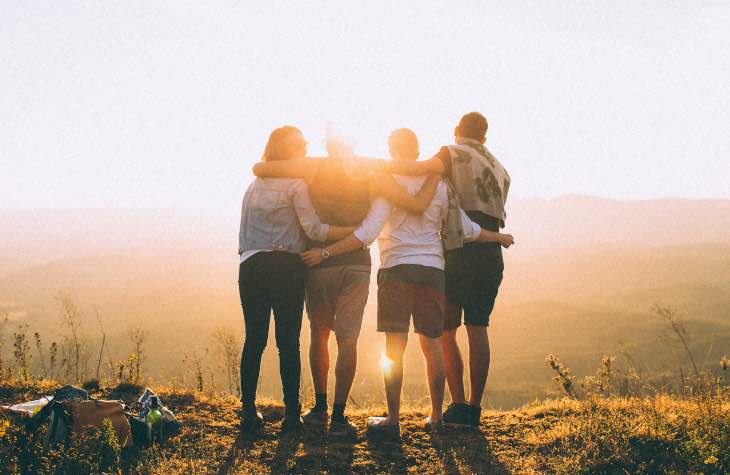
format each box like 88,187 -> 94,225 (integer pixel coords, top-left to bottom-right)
1,196 -> 728,266
506,195 -> 730,253
1,196 -> 728,409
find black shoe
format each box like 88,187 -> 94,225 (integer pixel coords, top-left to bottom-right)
240,411 -> 264,434
329,415 -> 357,438
282,405 -> 304,433
469,405 -> 481,428
302,407 -> 328,428
442,403 -> 472,427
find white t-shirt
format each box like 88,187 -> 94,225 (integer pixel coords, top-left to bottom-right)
353,176 -> 482,270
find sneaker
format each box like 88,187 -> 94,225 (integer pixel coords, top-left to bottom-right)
239,411 -> 264,434
423,417 -> 445,434
329,416 -> 357,438
469,405 -> 481,428
367,416 -> 400,439
302,407 -> 328,428
442,403 -> 472,427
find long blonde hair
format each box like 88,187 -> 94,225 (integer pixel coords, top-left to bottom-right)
262,126 -> 302,162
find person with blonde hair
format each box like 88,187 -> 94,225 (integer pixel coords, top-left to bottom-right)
237,126 -> 355,434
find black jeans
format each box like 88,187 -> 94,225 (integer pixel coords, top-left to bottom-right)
239,251 -> 307,410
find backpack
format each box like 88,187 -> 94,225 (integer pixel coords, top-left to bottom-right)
44,398 -> 133,448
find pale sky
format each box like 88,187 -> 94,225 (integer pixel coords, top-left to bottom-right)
2,1 -> 729,216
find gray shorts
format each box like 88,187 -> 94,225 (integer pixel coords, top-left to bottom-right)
376,264 -> 446,338
305,264 -> 371,339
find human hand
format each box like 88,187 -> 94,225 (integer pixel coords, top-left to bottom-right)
499,234 -> 515,248
301,248 -> 325,267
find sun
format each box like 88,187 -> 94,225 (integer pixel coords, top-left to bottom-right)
379,353 -> 393,374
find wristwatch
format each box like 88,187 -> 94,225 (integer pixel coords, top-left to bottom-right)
321,248 -> 331,260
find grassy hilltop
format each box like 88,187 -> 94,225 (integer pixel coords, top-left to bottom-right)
1,380 -> 728,474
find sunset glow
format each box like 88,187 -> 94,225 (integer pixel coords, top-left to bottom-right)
1,3 -> 729,472
380,354 -> 393,375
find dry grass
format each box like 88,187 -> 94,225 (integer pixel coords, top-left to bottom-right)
1,381 -> 728,474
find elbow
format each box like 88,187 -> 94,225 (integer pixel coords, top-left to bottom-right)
352,230 -> 374,247
317,225 -> 332,242
301,225 -> 324,242
252,163 -> 263,177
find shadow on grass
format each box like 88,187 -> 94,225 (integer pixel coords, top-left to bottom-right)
215,432 -> 257,475
296,429 -> 357,473
431,428 -> 510,475
365,433 -> 406,474
270,431 -> 303,475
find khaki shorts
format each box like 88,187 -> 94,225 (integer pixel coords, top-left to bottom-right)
305,264 -> 371,339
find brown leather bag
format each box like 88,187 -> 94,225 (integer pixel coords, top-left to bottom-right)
66,399 -> 133,448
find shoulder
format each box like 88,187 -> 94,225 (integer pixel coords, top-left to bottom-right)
437,146 -> 452,159
485,147 -> 508,169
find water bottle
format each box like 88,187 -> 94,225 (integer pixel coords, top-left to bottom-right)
146,396 -> 163,443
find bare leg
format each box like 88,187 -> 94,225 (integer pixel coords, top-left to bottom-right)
309,328 -> 330,396
466,325 -> 490,407
440,328 -> 466,403
383,332 -> 408,424
418,334 -> 445,422
333,335 -> 358,405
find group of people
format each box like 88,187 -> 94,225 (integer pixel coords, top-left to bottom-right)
237,111 -> 514,438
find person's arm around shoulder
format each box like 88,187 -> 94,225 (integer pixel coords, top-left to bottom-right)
291,180 -> 353,242
370,173 -> 440,214
301,197 -> 391,267
388,150 -> 446,177
252,158 -> 321,183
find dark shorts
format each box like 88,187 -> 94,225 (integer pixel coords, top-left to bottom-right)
444,243 -> 504,329
377,264 -> 446,338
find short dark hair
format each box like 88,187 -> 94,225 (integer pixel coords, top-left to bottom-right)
388,128 -> 419,157
457,112 -> 488,140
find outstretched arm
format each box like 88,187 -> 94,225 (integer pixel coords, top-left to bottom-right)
326,225 -> 357,241
476,229 -> 514,248
252,158 -> 321,182
301,198 -> 391,267
460,209 -> 515,248
388,155 -> 445,176
370,173 -> 440,213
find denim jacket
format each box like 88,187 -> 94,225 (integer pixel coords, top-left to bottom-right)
238,178 -> 330,255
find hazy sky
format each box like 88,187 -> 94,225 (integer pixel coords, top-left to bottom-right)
2,1 -> 729,215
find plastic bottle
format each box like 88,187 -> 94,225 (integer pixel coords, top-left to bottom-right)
146,396 -> 163,443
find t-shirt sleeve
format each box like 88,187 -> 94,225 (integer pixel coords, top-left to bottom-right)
435,146 -> 452,179
353,197 -> 391,245
291,180 -> 330,242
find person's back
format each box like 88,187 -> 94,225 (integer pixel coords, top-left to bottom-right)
444,139 -> 509,229
307,157 -> 372,268
239,177 -> 329,256
308,157 -> 371,226
376,175 -> 449,270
